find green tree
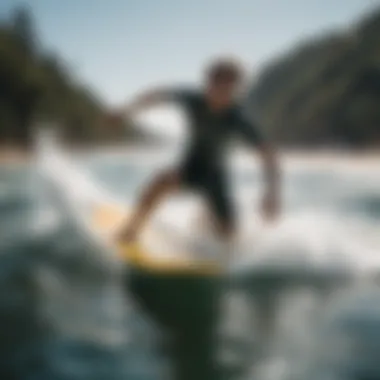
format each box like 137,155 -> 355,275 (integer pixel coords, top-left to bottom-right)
0,6 -> 140,149
249,7 -> 380,148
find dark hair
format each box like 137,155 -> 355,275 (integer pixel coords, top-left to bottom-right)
206,57 -> 244,83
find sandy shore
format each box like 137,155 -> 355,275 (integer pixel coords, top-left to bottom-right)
280,149 -> 379,166
0,148 -> 33,165
0,145 -> 379,168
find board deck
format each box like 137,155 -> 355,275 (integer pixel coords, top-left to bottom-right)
91,204 -> 223,275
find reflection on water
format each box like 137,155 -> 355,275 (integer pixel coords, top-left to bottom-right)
1,152 -> 380,380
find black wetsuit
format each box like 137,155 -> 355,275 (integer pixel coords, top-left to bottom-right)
170,88 -> 265,229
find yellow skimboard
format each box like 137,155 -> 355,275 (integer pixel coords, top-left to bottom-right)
91,204 -> 223,276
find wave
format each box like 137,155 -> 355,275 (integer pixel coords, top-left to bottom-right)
35,132 -> 380,289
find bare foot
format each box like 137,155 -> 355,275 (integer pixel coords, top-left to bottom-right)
115,226 -> 138,244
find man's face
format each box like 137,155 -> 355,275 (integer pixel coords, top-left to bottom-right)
206,75 -> 240,109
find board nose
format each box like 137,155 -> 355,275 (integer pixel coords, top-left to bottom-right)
92,205 -> 126,231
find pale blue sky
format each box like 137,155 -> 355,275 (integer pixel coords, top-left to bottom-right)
1,0 -> 378,103
0,0 -> 378,135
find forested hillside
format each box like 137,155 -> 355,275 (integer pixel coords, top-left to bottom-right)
250,7 -> 380,149
2,5 -> 380,150
0,6 -> 144,149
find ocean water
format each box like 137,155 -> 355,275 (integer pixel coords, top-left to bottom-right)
1,148 -> 380,380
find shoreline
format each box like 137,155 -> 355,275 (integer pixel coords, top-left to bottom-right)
0,145 -> 379,166
0,148 -> 33,165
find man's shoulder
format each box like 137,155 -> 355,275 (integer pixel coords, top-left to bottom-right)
177,87 -> 203,101
229,103 -> 250,119
171,86 -> 202,102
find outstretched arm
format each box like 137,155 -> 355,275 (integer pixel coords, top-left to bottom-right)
236,111 -> 281,221
118,87 -> 178,118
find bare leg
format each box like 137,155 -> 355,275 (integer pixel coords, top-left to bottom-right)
217,221 -> 236,266
117,169 -> 180,242
195,206 -> 236,267
204,189 -> 236,264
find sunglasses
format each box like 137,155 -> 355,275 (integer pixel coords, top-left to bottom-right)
210,73 -> 240,86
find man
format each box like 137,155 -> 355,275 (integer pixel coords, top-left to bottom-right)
114,57 -> 280,253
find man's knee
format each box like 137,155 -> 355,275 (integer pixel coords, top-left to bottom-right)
218,218 -> 236,238
150,169 -> 180,193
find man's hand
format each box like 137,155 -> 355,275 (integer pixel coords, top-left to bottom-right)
106,103 -> 138,129
260,191 -> 280,222
106,111 -> 125,126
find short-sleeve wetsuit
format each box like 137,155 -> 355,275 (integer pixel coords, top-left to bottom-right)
168,88 -> 265,229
